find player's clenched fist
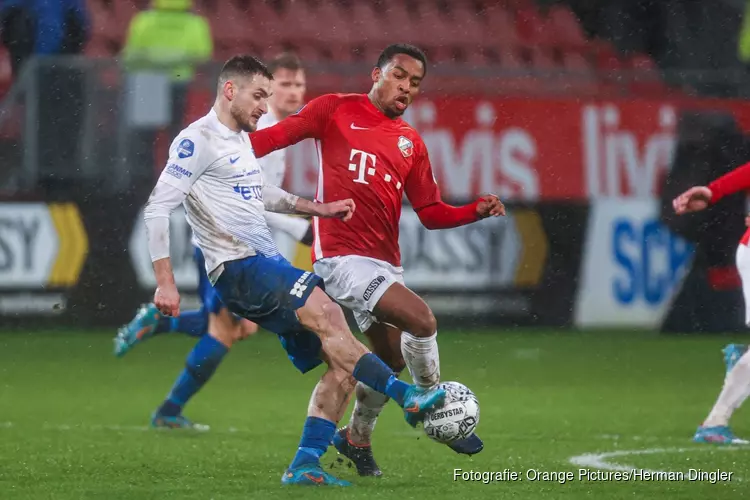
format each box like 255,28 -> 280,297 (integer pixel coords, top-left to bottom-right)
154,284 -> 181,317
317,199 -> 356,222
672,186 -> 713,214
476,194 -> 505,218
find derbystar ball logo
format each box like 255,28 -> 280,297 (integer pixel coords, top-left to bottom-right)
398,136 -> 413,158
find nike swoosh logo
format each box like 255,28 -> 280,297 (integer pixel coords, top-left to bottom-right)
303,473 -> 324,483
404,403 -> 420,413
229,156 -> 240,164
350,123 -> 368,130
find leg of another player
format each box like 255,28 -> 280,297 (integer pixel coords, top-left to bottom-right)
295,287 -> 445,421
113,303 -> 207,357
694,244 -> 750,445
333,322 -> 403,476
372,283 -> 484,455
151,308 -> 250,430
283,354 -> 358,486
694,348 -> 750,444
373,283 -> 440,388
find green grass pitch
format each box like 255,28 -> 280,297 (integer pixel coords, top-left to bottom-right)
1,328 -> 749,499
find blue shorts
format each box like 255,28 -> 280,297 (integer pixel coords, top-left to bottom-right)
194,246 -> 224,315
213,253 -> 324,374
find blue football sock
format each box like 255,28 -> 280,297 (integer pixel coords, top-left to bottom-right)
153,309 -> 207,337
156,334 -> 228,416
289,416 -> 336,470
353,353 -> 409,407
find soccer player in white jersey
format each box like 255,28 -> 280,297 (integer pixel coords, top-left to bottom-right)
257,52 -> 312,260
112,53 -> 312,430
143,55 -> 446,486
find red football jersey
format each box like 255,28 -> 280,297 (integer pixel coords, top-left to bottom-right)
250,93 -> 441,267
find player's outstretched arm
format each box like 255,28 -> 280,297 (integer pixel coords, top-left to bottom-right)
144,181 -> 187,316
675,161 -> 750,215
405,144 -> 504,230
415,195 -> 505,230
249,94 -> 339,158
263,184 -> 355,221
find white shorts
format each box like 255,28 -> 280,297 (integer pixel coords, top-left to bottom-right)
737,244 -> 750,326
313,255 -> 404,332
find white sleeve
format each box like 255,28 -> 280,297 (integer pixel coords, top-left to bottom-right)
158,132 -> 211,194
143,180 -> 187,261
262,184 -> 299,214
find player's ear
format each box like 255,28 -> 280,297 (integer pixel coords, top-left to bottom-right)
371,66 -> 382,84
223,80 -> 234,101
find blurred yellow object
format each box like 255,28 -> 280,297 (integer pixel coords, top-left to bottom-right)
152,0 -> 192,11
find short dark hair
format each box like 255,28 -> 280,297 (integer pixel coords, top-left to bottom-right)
218,55 -> 273,86
266,52 -> 304,75
375,43 -> 428,77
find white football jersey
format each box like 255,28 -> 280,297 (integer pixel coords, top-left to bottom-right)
256,107 -> 286,187
158,109 -> 278,280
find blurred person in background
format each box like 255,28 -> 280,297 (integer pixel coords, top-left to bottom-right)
0,0 -> 88,78
258,52 -> 313,262
122,0 -> 212,179
0,0 -> 89,186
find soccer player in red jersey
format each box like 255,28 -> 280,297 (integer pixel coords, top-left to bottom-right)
251,44 -> 505,475
673,163 -> 750,445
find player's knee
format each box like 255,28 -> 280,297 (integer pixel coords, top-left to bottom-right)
235,320 -> 258,340
411,310 -> 437,338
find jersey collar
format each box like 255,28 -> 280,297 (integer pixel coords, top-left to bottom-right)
207,108 -> 242,139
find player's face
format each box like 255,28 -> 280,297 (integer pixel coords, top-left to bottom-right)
229,74 -> 271,132
371,54 -> 424,118
270,68 -> 306,118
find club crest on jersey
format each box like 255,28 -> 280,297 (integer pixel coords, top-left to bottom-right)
397,136 -> 413,158
177,138 -> 194,159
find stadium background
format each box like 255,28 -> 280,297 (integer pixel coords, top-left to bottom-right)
1,1 -> 750,498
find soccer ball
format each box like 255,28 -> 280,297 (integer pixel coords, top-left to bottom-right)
423,381 -> 480,444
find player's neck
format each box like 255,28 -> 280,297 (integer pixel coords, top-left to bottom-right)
268,104 -> 284,120
212,103 -> 241,133
367,91 -> 396,120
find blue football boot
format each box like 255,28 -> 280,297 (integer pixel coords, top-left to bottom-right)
723,344 -> 747,375
403,386 -> 446,427
281,464 -> 351,486
114,303 -> 162,357
332,427 -> 382,477
150,412 -> 209,432
693,425 -> 748,445
448,433 -> 484,455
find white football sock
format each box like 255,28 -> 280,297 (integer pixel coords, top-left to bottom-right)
401,331 -> 440,388
703,350 -> 750,427
347,382 -> 389,445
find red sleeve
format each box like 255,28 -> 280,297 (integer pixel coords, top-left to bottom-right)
709,162 -> 750,203
404,144 -> 441,210
249,94 -> 339,158
406,145 -> 480,229
416,200 -> 480,230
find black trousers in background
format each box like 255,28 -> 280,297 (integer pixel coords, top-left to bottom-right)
127,83 -> 189,183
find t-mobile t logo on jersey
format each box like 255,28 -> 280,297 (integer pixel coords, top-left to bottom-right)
348,149 -> 376,184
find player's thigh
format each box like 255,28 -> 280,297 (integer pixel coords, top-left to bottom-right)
362,321 -> 405,372
313,255 -> 403,333
736,244 -> 750,326
372,282 -> 436,338
296,286 -> 350,337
